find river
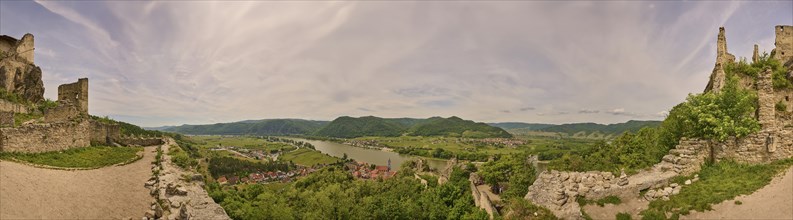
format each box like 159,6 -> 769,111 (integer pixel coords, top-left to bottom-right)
287,138 -> 448,171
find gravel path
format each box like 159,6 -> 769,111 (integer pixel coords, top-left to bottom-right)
682,166 -> 793,220
0,146 -> 156,219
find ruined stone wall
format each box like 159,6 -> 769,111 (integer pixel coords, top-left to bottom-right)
0,34 -> 33,64
0,111 -> 13,127
43,101 -> 80,123
469,173 -> 497,219
0,99 -> 29,114
758,69 -> 777,130
16,34 -> 34,64
90,120 -> 120,146
713,128 -> 793,163
57,78 -> 88,114
705,27 -> 736,93
716,27 -> 735,65
0,120 -> 90,153
774,25 -> 792,63
118,137 -> 164,146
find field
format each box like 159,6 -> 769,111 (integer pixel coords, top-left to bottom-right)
280,148 -> 340,167
0,146 -> 143,168
190,136 -> 296,152
352,135 -> 598,161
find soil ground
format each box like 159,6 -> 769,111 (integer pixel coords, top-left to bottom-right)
585,167 -> 793,220
682,167 -> 793,220
0,146 -> 156,219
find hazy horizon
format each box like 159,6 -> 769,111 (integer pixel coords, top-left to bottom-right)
1,1 -> 790,127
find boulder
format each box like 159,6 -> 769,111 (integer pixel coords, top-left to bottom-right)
191,174 -> 204,182
179,204 -> 189,220
154,203 -> 164,218
663,187 -> 673,196
672,187 -> 681,195
144,210 -> 155,219
685,180 -> 692,185
175,187 -> 188,196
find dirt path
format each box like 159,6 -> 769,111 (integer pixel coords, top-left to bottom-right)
584,197 -> 649,219
682,167 -> 793,220
0,146 -> 156,219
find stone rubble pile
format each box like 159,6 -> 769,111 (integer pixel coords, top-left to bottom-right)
643,174 -> 699,201
142,139 -> 230,220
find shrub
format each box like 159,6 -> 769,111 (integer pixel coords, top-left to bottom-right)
776,100 -> 787,112
616,212 -> 633,220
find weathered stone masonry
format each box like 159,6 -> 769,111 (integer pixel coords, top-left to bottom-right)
0,120 -> 91,153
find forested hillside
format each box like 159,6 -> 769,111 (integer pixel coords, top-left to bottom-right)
161,119 -> 328,135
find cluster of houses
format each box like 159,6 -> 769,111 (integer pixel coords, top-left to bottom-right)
345,160 -> 397,180
216,167 -> 316,185
209,146 -> 281,161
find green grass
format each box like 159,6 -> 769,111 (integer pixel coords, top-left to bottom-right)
14,112 -> 43,127
616,212 -> 632,220
577,195 -> 622,207
190,136 -> 296,152
641,158 -> 793,219
280,148 -> 340,167
0,146 -> 143,168
169,143 -> 198,169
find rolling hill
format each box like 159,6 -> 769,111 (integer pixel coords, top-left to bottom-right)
313,116 -> 407,138
159,119 -> 329,136
410,116 -> 512,138
492,120 -> 661,137
313,116 -> 512,138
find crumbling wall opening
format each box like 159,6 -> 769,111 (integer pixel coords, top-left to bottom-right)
56,78 -> 88,114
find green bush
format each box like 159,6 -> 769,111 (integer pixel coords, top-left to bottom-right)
0,88 -> 28,104
616,212 -> 633,220
724,53 -> 791,89
478,152 -> 536,199
503,198 -> 558,220
777,100 -> 787,112
676,75 -> 760,141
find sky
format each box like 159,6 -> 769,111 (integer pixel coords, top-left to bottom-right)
0,1 -> 791,127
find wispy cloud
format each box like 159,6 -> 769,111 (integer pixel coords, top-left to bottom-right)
0,1 -> 789,126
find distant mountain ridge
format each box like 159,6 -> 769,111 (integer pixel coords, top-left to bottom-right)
490,120 -> 661,137
314,116 -> 512,138
159,119 -> 329,136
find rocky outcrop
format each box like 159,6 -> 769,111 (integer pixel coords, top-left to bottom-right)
0,34 -> 44,104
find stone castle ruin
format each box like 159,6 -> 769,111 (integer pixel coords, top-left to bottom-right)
0,34 -> 160,153
524,25 -> 793,219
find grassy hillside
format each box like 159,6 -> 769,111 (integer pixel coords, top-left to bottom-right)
409,116 -> 512,138
496,120 -> 661,137
540,120 -> 661,135
313,116 -> 407,138
313,116 -> 511,138
162,119 -> 328,136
